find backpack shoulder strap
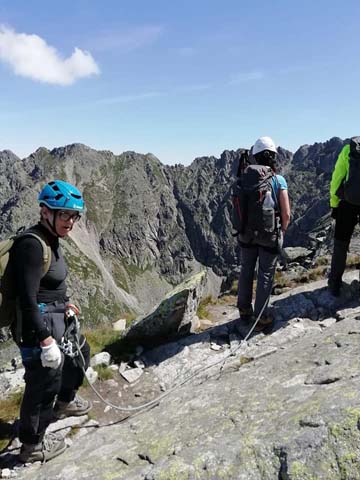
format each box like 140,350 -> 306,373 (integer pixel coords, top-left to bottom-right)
236,149 -> 250,177
17,231 -> 52,277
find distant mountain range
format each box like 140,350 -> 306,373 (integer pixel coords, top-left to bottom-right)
0,137 -> 347,324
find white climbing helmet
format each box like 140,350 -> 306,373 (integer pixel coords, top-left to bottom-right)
252,136 -> 277,155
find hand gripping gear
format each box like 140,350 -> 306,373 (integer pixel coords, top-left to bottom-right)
40,340 -> 62,369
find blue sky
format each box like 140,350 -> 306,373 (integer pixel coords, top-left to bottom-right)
0,0 -> 359,165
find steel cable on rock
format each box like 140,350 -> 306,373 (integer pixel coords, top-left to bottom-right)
74,285 -> 272,414
0,289 -> 274,452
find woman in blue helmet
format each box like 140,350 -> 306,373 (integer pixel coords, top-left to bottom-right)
10,180 -> 92,463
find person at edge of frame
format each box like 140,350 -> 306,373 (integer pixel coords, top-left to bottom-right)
328,137 -> 360,296
11,180 -> 92,463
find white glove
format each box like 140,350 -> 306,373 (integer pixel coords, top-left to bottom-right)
40,340 -> 62,369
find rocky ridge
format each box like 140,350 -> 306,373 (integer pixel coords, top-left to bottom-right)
1,271 -> 360,479
0,137 -> 350,328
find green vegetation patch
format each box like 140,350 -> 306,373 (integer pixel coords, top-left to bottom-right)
66,244 -> 99,281
82,182 -> 113,228
83,288 -> 125,326
0,390 -> 22,422
113,155 -> 127,178
327,407 -> 360,478
0,390 -> 23,451
83,325 -> 124,355
274,270 -> 291,288
111,260 -> 130,293
122,258 -> 153,276
347,254 -> 360,268
93,365 -> 114,381
274,266 -> 328,289
112,257 -> 154,293
197,295 -> 215,319
289,461 -> 320,479
146,156 -> 164,182
229,279 -> 238,296
36,149 -> 66,178
153,459 -> 192,480
275,254 -> 360,291
64,240 -> 132,326
313,256 -> 329,267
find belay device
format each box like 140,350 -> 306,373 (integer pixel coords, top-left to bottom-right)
60,304 -> 82,360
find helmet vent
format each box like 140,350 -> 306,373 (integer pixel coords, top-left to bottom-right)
38,180 -> 84,212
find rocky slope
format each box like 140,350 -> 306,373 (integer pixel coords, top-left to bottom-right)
2,271 -> 360,479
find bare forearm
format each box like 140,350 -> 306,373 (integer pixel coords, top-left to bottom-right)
279,190 -> 291,232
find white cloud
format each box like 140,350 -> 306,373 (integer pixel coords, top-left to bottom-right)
0,26 -> 100,86
229,71 -> 264,85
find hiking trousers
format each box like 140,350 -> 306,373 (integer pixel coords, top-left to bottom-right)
329,201 -> 360,285
237,244 -> 278,318
19,335 -> 90,445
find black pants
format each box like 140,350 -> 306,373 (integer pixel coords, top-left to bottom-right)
19,335 -> 90,445
329,201 -> 360,285
334,201 -> 360,242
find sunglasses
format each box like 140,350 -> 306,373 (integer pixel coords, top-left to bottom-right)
57,210 -> 82,222
262,150 -> 277,160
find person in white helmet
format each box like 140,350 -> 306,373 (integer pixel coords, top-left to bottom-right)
237,136 -> 291,332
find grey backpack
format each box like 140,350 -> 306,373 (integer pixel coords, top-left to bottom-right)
341,137 -> 360,205
232,164 -> 280,248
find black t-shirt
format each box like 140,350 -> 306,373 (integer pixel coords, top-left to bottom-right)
11,223 -> 68,344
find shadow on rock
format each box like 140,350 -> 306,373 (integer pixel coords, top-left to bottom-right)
109,275 -> 360,371
0,420 -> 21,470
269,277 -> 360,333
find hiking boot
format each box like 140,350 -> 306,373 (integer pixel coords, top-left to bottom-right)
328,278 -> 342,297
254,315 -> 274,333
19,432 -> 66,463
53,394 -> 92,419
238,307 -> 254,325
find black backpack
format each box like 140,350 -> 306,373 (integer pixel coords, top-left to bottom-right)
340,137 -> 360,205
231,163 -> 280,248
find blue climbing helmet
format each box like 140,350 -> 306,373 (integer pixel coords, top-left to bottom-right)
38,180 -> 85,212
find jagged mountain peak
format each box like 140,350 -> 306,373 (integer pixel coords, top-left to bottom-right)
0,150 -> 21,163
0,136 -> 352,323
49,142 -> 95,156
